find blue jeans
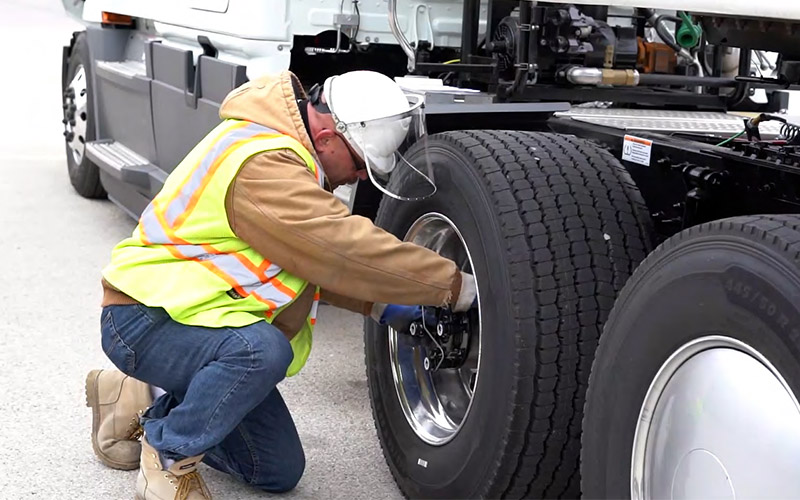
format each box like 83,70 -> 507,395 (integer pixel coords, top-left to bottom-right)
100,304 -> 305,492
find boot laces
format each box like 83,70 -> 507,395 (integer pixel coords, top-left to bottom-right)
175,470 -> 211,500
128,421 -> 144,440
127,409 -> 145,440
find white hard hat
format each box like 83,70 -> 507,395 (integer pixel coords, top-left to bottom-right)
323,71 -> 411,174
313,71 -> 435,200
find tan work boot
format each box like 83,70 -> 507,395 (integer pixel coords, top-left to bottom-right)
136,435 -> 212,500
85,369 -> 153,470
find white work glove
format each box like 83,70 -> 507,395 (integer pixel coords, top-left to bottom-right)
369,271 -> 477,322
452,271 -> 477,312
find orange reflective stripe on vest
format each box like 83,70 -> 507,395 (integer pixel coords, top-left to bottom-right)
138,122 -> 301,309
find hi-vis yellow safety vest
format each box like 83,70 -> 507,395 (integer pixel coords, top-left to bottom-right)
102,119 -> 325,376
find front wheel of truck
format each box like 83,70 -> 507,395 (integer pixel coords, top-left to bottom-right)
62,32 -> 106,199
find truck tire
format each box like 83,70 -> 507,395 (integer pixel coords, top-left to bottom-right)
62,32 -> 106,199
582,215 -> 800,499
364,130 -> 653,498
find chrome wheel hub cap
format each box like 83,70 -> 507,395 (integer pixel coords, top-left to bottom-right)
390,213 -> 481,445
632,336 -> 800,499
63,65 -> 88,164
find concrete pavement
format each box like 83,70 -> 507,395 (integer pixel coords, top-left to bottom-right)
0,1 -> 402,498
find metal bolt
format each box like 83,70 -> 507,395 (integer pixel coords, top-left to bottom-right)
409,323 -> 417,336
436,324 -> 444,337
278,45 -> 283,51
365,36 -> 371,42
540,39 -> 548,46
374,37 -> 379,42
423,357 -> 431,370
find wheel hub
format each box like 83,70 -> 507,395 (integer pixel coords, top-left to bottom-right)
63,65 -> 88,164
390,213 -> 481,446
405,308 -> 472,372
631,336 -> 800,499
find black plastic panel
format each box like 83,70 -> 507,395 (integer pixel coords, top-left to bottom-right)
148,41 -> 249,174
94,65 -> 158,163
151,82 -> 221,173
86,25 -> 127,64
99,171 -> 151,219
149,42 -> 194,92
198,55 -> 248,104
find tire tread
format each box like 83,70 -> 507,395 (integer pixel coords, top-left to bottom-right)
368,130 -> 653,499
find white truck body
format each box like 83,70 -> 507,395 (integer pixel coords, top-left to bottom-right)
72,0 -> 800,78
78,0 -> 488,77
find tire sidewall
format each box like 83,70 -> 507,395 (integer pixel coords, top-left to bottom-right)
582,232 -> 800,498
366,141 -> 520,498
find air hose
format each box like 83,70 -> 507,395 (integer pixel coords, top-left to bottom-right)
676,11 -> 702,49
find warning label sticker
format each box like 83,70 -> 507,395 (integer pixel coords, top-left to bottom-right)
621,135 -> 652,166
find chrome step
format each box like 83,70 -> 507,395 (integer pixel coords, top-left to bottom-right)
556,108 -> 787,139
85,140 -> 166,195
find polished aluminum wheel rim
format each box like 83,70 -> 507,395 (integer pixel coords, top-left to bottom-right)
631,335 -> 800,499
65,65 -> 88,164
390,213 -> 481,445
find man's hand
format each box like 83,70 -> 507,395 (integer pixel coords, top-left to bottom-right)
379,305 -> 437,333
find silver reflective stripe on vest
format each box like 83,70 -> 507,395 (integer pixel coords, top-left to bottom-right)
136,121 -> 308,307
163,122 -> 279,227
176,246 -> 290,304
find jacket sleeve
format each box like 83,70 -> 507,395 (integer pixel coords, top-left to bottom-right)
225,149 -> 463,309
319,288 -> 373,316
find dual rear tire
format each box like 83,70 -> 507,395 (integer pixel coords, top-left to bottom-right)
364,130 -> 653,498
582,215 -> 800,499
365,132 -> 800,499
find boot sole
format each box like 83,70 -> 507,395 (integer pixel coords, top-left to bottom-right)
85,369 -> 140,471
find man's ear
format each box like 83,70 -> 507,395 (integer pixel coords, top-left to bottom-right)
312,128 -> 337,150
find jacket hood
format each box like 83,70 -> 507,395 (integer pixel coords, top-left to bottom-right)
219,71 -> 318,164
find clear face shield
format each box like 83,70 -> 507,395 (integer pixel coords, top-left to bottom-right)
336,94 -> 435,201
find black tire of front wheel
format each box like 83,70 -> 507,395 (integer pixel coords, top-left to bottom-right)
581,215 -> 800,498
63,32 -> 106,199
364,130 -> 653,499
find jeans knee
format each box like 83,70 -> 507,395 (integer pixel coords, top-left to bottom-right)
256,448 -> 305,493
233,325 -> 293,378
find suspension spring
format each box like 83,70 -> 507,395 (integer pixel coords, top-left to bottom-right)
780,122 -> 800,145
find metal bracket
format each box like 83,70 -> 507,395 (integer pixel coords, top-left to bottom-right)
334,13 -> 358,28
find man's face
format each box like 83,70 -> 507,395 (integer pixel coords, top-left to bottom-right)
312,125 -> 369,189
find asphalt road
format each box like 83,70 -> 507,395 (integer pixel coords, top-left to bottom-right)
0,1 -> 402,498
